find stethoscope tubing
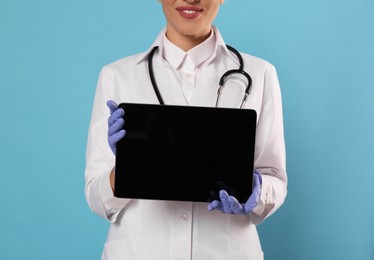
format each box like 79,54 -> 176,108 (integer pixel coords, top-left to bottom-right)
148,46 -> 165,105
148,45 -> 252,108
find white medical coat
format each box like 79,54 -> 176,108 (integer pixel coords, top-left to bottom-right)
85,27 -> 287,260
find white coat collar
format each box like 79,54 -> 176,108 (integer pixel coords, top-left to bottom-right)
136,26 -> 239,66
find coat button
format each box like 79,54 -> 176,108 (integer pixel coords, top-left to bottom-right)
179,213 -> 188,222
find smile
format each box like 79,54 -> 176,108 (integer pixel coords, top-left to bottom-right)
176,6 -> 203,19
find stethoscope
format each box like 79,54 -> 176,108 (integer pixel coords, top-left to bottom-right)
148,44 -> 252,109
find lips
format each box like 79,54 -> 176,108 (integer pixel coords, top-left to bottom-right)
176,6 -> 203,19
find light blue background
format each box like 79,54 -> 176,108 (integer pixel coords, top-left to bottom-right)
1,0 -> 373,259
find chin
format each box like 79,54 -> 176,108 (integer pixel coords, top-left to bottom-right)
179,25 -> 210,38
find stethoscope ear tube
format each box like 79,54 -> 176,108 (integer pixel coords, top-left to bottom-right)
219,69 -> 252,95
218,69 -> 252,108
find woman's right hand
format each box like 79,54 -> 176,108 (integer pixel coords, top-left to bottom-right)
107,100 -> 126,155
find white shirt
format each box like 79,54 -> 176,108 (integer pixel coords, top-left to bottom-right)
85,26 -> 287,260
162,30 -> 216,103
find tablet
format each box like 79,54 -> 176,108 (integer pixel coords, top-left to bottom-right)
114,103 -> 257,203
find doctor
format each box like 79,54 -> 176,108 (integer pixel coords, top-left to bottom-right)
85,0 -> 287,259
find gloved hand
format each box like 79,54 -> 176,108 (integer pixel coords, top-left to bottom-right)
107,100 -> 126,155
208,171 -> 262,215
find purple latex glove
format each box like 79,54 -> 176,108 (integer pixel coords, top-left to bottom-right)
107,100 -> 126,155
208,171 -> 262,214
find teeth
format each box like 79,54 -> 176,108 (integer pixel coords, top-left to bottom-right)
183,10 -> 197,14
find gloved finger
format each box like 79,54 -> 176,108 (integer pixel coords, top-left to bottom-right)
106,100 -> 118,114
108,129 -> 126,146
108,108 -> 125,126
252,172 -> 261,195
108,118 -> 125,136
244,174 -> 261,212
229,196 -> 244,214
254,170 -> 262,186
219,190 -> 232,213
208,200 -> 222,211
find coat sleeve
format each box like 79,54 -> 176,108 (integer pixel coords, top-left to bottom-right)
251,64 -> 288,225
84,66 -> 130,223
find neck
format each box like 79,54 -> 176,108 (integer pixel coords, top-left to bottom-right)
166,27 -> 212,52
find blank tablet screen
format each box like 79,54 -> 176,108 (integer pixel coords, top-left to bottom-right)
114,103 -> 257,203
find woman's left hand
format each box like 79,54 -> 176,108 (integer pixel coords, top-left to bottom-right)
208,171 -> 262,215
